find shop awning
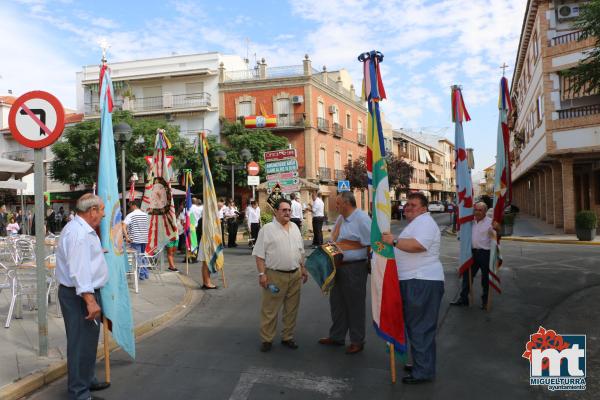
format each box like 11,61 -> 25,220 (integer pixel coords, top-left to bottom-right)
426,170 -> 438,182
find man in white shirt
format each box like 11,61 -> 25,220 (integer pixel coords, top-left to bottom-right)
190,198 -> 203,243
124,200 -> 150,279
253,199 -> 308,352
217,199 -> 226,245
309,191 -> 325,247
451,201 -> 499,310
382,192 -> 444,384
246,200 -> 261,248
56,194 -> 110,399
289,193 -> 303,231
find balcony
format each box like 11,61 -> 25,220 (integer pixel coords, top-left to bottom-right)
550,30 -> 583,47
84,92 -> 211,116
357,133 -> 366,146
273,113 -> 306,129
332,123 -> 343,138
557,104 -> 600,120
317,118 -> 330,133
334,169 -> 346,180
2,150 -> 34,162
318,167 -> 331,181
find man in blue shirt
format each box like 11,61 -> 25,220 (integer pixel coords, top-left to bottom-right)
56,194 -> 110,400
318,192 -> 371,354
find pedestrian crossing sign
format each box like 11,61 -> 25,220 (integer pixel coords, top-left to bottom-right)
337,180 -> 350,192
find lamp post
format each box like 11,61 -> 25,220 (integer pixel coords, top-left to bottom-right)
216,148 -> 252,200
114,122 -> 132,218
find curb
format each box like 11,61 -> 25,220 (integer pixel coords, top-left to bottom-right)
502,237 -> 600,246
0,273 -> 199,400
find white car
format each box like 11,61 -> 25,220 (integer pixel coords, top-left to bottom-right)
428,201 -> 445,213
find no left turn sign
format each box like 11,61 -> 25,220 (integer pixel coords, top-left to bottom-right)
8,91 -> 65,149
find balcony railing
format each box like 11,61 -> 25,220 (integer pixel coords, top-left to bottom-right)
317,117 -> 330,133
84,98 -> 124,115
274,113 -> 306,128
84,92 -> 211,115
2,150 -> 34,162
357,133 -> 366,146
334,169 -> 346,180
318,167 -> 331,181
550,30 -> 583,47
332,123 -> 343,138
557,104 -> 600,120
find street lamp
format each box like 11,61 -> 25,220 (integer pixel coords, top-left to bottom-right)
114,122 -> 132,218
216,148 -> 252,200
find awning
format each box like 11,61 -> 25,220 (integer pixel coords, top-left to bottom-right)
0,157 -> 34,180
426,170 -> 438,182
0,179 -> 27,190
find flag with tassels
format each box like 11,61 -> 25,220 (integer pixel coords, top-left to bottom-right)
97,61 -> 135,358
489,77 -> 512,294
198,132 -> 224,273
451,86 -> 474,277
141,129 -> 178,255
182,169 -> 198,255
358,50 -> 405,354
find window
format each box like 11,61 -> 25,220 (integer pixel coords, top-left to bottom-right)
142,86 -> 162,110
276,98 -> 291,125
186,82 -> 204,96
536,95 -> 544,123
334,151 -> 341,170
237,101 -> 252,117
319,147 -> 327,167
318,101 -> 325,120
345,113 -> 352,129
332,106 -> 339,124
347,153 -> 353,166
532,33 -> 539,61
357,119 -> 363,135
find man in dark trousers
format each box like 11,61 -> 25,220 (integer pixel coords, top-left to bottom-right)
55,194 -> 110,400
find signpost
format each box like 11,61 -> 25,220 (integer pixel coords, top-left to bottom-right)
247,161 -> 260,199
8,91 -> 65,357
264,148 -> 296,162
264,148 -> 301,195
265,159 -> 299,175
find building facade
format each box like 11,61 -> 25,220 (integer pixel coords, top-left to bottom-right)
219,55 -> 368,216
510,0 -> 600,233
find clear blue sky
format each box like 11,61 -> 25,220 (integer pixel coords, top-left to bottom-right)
0,0 -> 526,175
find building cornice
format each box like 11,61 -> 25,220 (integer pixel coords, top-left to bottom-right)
511,0 -> 540,94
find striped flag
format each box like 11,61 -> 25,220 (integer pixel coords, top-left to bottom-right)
359,50 -> 405,352
198,132 -> 224,272
141,129 -> 178,255
489,77 -> 512,293
451,86 -> 475,277
97,62 -> 135,358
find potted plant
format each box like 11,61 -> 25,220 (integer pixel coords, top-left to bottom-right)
500,213 -> 515,237
575,210 -> 597,241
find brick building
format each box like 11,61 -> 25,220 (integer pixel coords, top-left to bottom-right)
219,55 -> 369,216
510,0 -> 600,233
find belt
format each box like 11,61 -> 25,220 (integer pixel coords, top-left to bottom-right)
269,268 -> 298,273
341,259 -> 367,265
59,284 -> 100,292
472,248 -> 490,252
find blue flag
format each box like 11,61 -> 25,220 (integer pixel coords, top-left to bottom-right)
98,63 -> 135,358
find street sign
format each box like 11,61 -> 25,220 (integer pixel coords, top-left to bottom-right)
337,180 -> 351,192
247,176 -> 260,186
264,148 -> 297,162
266,178 -> 299,188
247,161 -> 260,176
266,171 -> 299,181
281,184 -> 302,194
8,91 -> 65,149
265,159 -> 298,174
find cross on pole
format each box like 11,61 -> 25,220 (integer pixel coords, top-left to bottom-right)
500,63 -> 509,77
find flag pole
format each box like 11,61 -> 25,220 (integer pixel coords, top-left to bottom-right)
468,268 -> 473,307
389,343 -> 397,383
103,316 -> 111,383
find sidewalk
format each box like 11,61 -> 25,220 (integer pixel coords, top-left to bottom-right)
0,266 -> 196,400
505,213 -> 600,245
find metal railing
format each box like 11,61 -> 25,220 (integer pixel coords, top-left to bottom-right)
334,169 -> 346,180
557,104 -> 600,119
550,30 -> 583,47
318,167 -> 331,181
274,113 -> 306,128
357,133 -> 366,145
332,123 -> 343,138
317,117 -> 330,133
2,150 -> 33,162
84,98 -> 124,115
125,92 -> 211,112
224,65 -> 320,82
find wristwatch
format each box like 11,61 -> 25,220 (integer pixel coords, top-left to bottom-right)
258,272 -> 265,277
392,239 -> 398,247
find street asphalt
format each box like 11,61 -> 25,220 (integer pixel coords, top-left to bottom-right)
26,213 -> 599,400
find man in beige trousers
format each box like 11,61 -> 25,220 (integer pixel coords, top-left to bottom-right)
252,198 -> 308,352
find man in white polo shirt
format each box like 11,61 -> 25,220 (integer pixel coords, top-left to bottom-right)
382,192 -> 444,385
309,191 -> 325,248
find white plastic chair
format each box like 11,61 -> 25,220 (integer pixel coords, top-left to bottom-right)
126,251 -> 139,293
140,247 -> 164,283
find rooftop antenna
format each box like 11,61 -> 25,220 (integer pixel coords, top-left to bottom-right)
500,62 -> 509,77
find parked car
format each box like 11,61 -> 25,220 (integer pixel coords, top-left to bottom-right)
428,201 -> 445,213
391,200 -> 407,220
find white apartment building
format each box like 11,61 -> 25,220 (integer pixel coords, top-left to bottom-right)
76,52 -> 247,141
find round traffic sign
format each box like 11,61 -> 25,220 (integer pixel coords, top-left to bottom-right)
8,91 -> 65,149
247,161 -> 260,176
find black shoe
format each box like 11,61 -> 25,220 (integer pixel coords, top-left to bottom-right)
281,339 -> 299,349
450,300 -> 468,306
90,381 -> 110,391
481,304 -> 488,311
402,374 -> 432,384
404,364 -> 413,372
260,342 -> 272,352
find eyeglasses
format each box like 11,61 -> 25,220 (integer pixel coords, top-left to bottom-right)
279,209 -> 291,213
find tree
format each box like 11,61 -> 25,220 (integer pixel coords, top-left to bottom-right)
344,157 -> 368,191
343,154 -> 413,196
564,0 -> 600,94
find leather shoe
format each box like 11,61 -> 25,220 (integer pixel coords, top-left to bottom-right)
260,342 -> 272,352
318,337 -> 345,346
345,343 -> 364,354
450,300 -> 468,306
404,364 -> 413,372
281,339 -> 299,349
90,382 -> 110,391
402,374 -> 432,384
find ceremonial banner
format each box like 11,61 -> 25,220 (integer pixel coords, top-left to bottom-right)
141,129 -> 178,255
198,132 -> 224,272
359,50 -> 405,352
182,170 -> 198,255
97,62 -> 135,358
489,77 -> 512,293
451,86 -> 474,276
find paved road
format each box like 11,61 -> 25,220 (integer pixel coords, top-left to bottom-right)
28,213 -> 599,399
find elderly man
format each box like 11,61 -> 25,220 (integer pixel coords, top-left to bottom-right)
309,192 -> 325,248
56,194 -> 110,400
253,199 -> 308,352
382,192 -> 444,384
289,193 -> 303,231
319,192 -> 371,354
451,201 -> 499,310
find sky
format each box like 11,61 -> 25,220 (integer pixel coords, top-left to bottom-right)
0,0 -> 527,175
